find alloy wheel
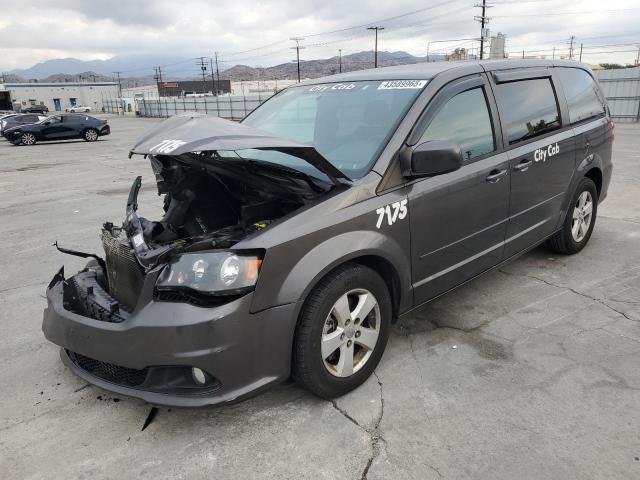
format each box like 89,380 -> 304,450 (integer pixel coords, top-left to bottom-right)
21,133 -> 36,145
571,191 -> 593,242
85,130 -> 98,141
321,288 -> 380,377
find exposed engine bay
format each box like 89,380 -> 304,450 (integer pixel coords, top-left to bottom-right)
55,115 -> 346,314
115,152 -> 330,267
58,151 -> 334,315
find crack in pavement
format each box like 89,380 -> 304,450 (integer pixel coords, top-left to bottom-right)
328,371 -> 386,480
0,280 -> 48,294
498,269 -> 638,323
360,371 -> 385,480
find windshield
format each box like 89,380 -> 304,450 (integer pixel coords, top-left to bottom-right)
242,80 -> 427,178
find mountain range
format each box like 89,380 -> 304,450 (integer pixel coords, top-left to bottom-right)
5,51 -> 446,84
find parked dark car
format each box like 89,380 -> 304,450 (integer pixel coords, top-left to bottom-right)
22,105 -> 49,114
4,113 -> 110,145
0,113 -> 47,135
42,60 -> 612,407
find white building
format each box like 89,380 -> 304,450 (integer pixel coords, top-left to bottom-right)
490,33 -> 507,60
230,79 -> 298,96
0,82 -> 119,112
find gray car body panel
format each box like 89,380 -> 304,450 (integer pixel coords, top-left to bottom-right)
42,59 -> 612,406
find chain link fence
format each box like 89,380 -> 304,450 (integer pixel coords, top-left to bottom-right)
136,95 -> 269,120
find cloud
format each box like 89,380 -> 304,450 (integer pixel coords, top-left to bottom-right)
2,0 -> 639,72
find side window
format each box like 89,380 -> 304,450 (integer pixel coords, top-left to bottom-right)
418,87 -> 495,163
556,68 -> 605,124
495,78 -> 560,145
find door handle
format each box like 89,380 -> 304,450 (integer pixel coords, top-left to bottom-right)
485,169 -> 507,183
513,159 -> 533,172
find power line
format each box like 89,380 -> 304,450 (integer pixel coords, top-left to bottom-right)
299,0 -> 458,39
493,7 -> 640,17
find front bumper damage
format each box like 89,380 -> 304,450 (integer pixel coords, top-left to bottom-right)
42,266 -> 297,407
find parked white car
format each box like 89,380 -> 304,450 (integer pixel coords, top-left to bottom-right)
66,105 -> 91,113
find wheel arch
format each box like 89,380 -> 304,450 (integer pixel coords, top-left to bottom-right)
252,230 -> 412,321
82,126 -> 98,137
584,167 -> 603,198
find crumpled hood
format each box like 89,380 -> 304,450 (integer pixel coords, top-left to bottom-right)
129,113 -> 349,184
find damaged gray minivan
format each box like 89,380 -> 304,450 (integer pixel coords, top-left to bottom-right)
43,60 -> 612,406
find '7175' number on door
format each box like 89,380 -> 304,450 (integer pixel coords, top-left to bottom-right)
375,200 -> 408,229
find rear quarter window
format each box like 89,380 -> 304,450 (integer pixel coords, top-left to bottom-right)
495,78 -> 561,145
556,68 -> 605,124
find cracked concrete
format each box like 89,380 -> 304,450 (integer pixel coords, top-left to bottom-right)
1,118 -> 639,479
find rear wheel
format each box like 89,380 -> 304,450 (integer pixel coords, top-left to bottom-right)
83,128 -> 98,142
548,177 -> 598,254
21,132 -> 36,145
293,263 -> 391,398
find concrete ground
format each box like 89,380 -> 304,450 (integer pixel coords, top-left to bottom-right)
0,117 -> 638,479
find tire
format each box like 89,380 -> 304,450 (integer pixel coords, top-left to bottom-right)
293,263 -> 391,398
21,132 -> 36,146
83,128 -> 98,142
548,177 -> 598,254
85,109 -> 90,113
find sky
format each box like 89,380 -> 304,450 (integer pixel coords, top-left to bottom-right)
1,0 -> 639,74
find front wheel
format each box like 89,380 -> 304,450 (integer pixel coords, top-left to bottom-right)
548,177 -> 598,254
21,132 -> 36,145
83,128 -> 98,142
293,263 -> 391,398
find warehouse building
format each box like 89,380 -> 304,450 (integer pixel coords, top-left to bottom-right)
0,82 -> 118,112
158,80 -> 231,97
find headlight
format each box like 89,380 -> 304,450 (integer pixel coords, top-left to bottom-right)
156,251 -> 263,295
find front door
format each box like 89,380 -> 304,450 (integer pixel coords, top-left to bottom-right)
491,73 -> 575,257
53,98 -> 61,111
41,116 -> 67,139
408,75 -> 510,304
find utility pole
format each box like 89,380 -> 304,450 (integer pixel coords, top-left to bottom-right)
339,49 -> 342,73
153,66 -> 163,97
209,58 -> 216,95
113,71 -> 122,97
474,1 -> 492,60
214,52 -> 221,94
552,47 -> 555,59
579,43 -> 583,62
568,35 -> 576,60
367,26 -> 384,68
290,37 -> 305,82
635,45 -> 640,66
197,57 -> 208,93
112,71 -> 123,115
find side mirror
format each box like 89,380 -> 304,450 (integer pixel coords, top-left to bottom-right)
400,140 -> 463,178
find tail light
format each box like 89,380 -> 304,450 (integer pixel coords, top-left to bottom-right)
610,120 -> 615,143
